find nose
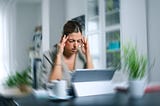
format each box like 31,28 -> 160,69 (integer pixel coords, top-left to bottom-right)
73,41 -> 79,47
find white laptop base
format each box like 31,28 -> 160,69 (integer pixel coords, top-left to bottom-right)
72,81 -> 115,97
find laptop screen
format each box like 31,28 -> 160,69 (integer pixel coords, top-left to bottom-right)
71,68 -> 116,82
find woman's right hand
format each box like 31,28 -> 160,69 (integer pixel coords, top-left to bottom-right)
57,35 -> 68,55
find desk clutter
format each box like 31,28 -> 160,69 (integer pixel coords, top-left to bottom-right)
33,89 -> 73,100
115,84 -> 160,94
145,85 -> 160,93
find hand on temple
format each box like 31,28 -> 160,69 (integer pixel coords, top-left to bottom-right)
57,35 -> 68,55
81,36 -> 90,56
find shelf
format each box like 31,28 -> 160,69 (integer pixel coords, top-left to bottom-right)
86,0 -> 121,69
105,8 -> 120,27
107,49 -> 120,53
88,15 -> 99,21
105,24 -> 120,32
87,15 -> 99,32
87,0 -> 99,18
105,8 -> 119,16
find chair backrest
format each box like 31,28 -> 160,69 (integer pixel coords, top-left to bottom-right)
32,57 -> 42,89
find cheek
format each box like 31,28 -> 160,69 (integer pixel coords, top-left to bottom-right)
65,42 -> 69,46
65,43 -> 72,48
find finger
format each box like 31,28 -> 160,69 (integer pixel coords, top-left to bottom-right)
83,36 -> 88,45
80,37 -> 85,47
81,36 -> 85,44
63,36 -> 68,44
62,35 -> 68,43
64,35 -> 68,41
85,37 -> 87,43
62,35 -> 66,40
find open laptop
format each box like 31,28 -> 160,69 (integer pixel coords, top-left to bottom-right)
71,68 -> 116,97
72,68 -> 115,82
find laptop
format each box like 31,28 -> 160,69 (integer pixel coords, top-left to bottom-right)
71,68 -> 115,82
71,68 -> 116,97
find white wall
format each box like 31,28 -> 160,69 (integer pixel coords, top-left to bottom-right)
49,0 -> 66,47
15,2 -> 41,71
121,0 -> 147,54
147,0 -> 160,84
65,0 -> 86,20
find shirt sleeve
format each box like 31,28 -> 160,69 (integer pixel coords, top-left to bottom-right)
38,47 -> 56,88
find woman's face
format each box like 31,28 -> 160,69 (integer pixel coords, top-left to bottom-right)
64,31 -> 82,54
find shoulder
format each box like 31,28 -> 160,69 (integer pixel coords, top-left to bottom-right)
47,45 -> 58,55
43,44 -> 58,63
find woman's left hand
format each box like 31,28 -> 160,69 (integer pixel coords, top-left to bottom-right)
81,36 -> 94,68
81,36 -> 90,56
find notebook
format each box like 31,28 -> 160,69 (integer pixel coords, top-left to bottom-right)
71,68 -> 116,97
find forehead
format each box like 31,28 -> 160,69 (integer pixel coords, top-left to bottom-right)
68,32 -> 82,39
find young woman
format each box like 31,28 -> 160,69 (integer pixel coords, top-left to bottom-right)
40,20 -> 93,88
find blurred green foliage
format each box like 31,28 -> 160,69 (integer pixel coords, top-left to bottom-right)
5,67 -> 32,87
123,43 -> 147,80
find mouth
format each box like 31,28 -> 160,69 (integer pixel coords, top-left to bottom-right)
71,48 -> 78,52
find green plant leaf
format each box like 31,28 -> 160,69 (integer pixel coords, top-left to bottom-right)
122,43 -> 148,79
5,67 -> 32,87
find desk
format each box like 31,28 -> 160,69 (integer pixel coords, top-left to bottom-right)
14,92 -> 160,106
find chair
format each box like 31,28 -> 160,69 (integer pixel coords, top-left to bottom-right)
31,57 -> 42,89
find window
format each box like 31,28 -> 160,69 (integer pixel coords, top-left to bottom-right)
0,0 -> 16,85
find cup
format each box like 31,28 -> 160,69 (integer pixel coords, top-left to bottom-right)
48,80 -> 67,97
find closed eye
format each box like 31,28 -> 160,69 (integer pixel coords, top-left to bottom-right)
68,39 -> 82,44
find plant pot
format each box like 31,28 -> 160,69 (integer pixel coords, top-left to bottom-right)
129,78 -> 146,98
18,85 -> 28,92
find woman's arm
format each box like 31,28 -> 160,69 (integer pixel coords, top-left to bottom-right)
86,50 -> 94,69
49,53 -> 62,80
49,35 -> 68,80
81,36 -> 94,69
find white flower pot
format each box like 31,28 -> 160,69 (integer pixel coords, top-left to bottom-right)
129,78 -> 146,98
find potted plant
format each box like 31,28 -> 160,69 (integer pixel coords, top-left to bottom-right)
5,67 -> 32,92
123,43 -> 148,98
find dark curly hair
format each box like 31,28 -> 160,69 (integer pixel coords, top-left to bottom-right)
62,20 -> 82,36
